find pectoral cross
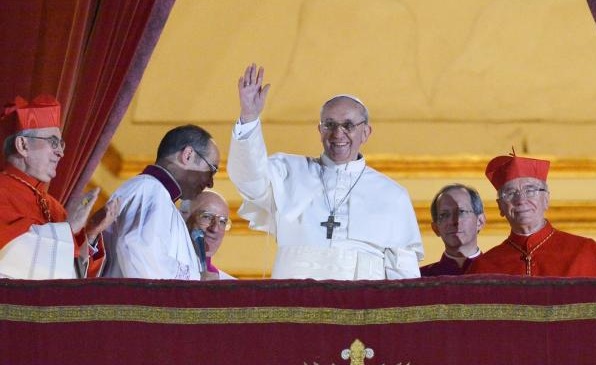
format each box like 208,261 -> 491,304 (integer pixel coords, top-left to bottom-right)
321,215 -> 340,239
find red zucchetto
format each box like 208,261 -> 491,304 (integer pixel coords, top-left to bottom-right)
485,152 -> 550,190
0,95 -> 61,135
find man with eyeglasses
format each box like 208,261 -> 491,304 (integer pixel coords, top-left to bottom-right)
421,184 -> 485,276
227,63 -> 423,280
467,153 -> 596,276
102,125 -> 221,279
181,190 -> 235,280
0,95 -> 119,279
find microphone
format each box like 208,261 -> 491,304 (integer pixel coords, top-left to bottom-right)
190,228 -> 207,274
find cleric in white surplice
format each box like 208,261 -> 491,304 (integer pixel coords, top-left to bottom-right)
227,64 -> 424,280
102,125 -> 220,279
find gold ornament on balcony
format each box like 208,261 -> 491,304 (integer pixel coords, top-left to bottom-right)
340,339 -> 374,365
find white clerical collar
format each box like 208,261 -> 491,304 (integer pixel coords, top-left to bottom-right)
320,153 -> 366,173
512,219 -> 548,236
445,247 -> 482,261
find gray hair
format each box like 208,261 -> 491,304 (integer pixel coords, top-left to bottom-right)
430,183 -> 484,222
2,129 -> 37,157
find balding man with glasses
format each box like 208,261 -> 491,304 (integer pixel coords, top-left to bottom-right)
0,95 -> 119,279
227,63 -> 423,280
102,125 -> 221,279
467,152 -> 596,276
182,190 -> 235,280
421,184 -> 485,276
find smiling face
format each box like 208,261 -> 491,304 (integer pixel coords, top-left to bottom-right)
497,177 -> 549,234
186,191 -> 229,257
431,187 -> 485,256
318,97 -> 371,164
19,127 -> 64,182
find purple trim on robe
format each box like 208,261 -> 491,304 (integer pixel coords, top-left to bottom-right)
141,165 -> 181,202
206,257 -> 219,274
420,253 -> 477,277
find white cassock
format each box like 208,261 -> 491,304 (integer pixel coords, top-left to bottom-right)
228,119 -> 424,280
101,166 -> 200,280
0,223 -> 80,279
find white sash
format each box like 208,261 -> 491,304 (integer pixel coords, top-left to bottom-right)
0,223 -> 76,279
272,245 -> 385,280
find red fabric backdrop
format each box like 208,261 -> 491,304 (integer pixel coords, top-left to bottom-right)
0,0 -> 175,204
589,0 -> 596,22
1,275 -> 595,365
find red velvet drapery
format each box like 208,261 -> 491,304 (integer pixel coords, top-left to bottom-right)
0,0 -> 175,204
589,0 -> 596,22
1,276 -> 596,364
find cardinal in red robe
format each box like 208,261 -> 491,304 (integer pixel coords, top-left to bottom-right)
0,95 -> 117,279
467,152 -> 596,277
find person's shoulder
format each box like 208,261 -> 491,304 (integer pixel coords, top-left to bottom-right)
364,165 -> 409,193
477,241 -> 509,256
269,152 -> 311,162
0,170 -> 18,185
114,173 -> 168,197
364,165 -> 397,182
554,231 -> 596,262
466,246 -> 506,274
554,228 -> 596,247
467,242 -> 516,273
130,171 -> 166,184
269,153 -> 322,170
0,173 -> 11,192
0,171 -> 27,195
419,262 -> 439,276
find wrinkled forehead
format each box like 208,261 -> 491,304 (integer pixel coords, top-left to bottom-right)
500,177 -> 545,191
27,126 -> 62,137
189,193 -> 229,217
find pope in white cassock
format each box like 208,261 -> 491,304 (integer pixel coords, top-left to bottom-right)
227,64 -> 424,280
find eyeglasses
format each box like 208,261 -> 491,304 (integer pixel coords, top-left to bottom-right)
319,120 -> 367,133
499,187 -> 548,202
436,209 -> 476,223
195,211 -> 231,231
194,150 -> 218,176
26,135 -> 66,151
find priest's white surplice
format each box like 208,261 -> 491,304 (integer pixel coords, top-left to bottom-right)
102,173 -> 200,280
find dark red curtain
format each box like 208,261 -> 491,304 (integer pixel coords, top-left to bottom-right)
0,1 -> 87,104
0,0 -> 175,204
589,0 -> 596,23
2,276 -> 596,364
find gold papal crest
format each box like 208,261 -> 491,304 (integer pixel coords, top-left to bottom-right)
340,339 -> 374,365
304,338 -> 410,365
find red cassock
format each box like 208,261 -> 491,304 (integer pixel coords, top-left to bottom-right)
467,221 -> 596,277
0,164 -> 104,277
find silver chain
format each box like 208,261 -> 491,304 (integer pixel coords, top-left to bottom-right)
319,163 -> 366,216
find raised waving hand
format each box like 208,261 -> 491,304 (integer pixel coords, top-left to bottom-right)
238,63 -> 270,123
